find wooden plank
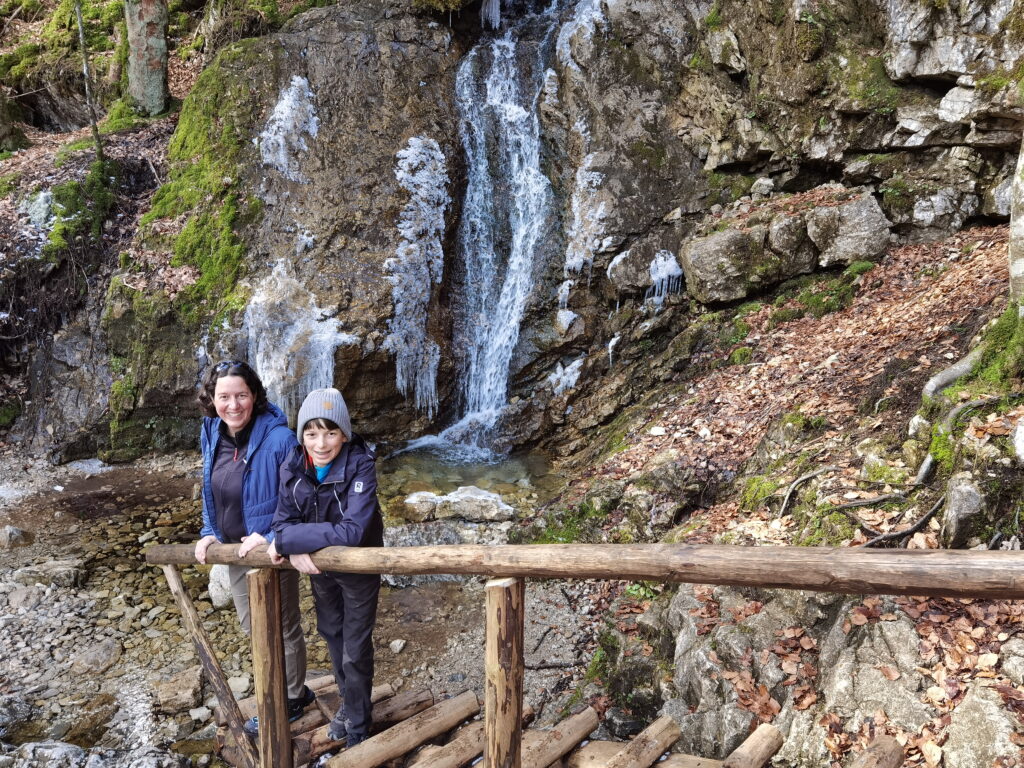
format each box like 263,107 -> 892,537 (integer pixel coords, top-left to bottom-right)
147,543 -> 1024,600
521,708 -> 599,768
217,677 -> 394,725
248,569 -> 292,768
567,743 -> 722,768
293,688 -> 436,766
409,705 -> 536,768
325,690 -> 480,768
722,724 -> 783,768
605,715 -> 681,768
486,577 -> 525,768
161,565 -> 258,768
849,735 -> 903,768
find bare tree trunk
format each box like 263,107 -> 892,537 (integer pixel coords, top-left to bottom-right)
1010,133 -> 1024,305
124,0 -> 169,116
74,0 -> 104,162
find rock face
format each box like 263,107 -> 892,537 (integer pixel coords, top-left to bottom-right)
941,471 -> 988,548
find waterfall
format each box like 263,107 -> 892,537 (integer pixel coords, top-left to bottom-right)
244,259 -> 360,423
399,10 -> 558,461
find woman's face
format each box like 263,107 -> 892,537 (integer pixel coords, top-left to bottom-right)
214,375 -> 255,435
303,423 -> 347,467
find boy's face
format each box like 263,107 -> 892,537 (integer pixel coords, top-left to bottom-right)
303,423 -> 347,467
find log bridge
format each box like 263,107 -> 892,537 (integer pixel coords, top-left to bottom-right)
146,543 -> 1024,768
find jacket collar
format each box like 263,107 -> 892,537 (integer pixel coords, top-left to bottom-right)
205,402 -> 289,460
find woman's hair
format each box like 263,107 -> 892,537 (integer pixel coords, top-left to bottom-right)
301,417 -> 341,433
196,360 -> 269,418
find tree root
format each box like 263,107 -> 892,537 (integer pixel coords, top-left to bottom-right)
861,495 -> 946,548
777,467 -> 838,518
922,346 -> 986,399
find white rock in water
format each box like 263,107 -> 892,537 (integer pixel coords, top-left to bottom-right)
390,639 -> 407,654
435,486 -> 515,522
208,565 -> 233,609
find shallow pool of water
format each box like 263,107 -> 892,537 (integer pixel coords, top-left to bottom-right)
376,448 -> 563,516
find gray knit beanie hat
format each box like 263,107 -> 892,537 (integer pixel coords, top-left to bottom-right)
296,388 -> 352,440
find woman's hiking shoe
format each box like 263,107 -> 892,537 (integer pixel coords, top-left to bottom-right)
327,708 -> 369,745
242,685 -> 316,736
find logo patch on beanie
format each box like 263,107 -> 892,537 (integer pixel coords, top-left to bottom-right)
323,401 -> 333,410
354,481 -> 364,493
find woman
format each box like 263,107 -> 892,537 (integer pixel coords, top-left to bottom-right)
194,360 -> 314,735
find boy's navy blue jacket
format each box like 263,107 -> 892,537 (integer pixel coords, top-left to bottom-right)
200,403 -> 298,544
271,435 -> 385,555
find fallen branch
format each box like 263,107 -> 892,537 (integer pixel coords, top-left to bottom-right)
861,496 -> 945,548
778,467 -> 838,518
525,661 -> 578,670
829,493 -> 906,512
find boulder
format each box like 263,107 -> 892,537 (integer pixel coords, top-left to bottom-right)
0,693 -> 32,739
207,564 -> 233,609
678,227 -> 768,304
806,193 -> 891,267
435,487 -> 515,522
941,471 -> 986,548
943,684 -> 1019,768
70,638 -> 122,675
154,665 -> 203,714
12,559 -> 84,589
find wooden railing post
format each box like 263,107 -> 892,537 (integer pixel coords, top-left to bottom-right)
485,577 -> 525,768
248,568 -> 292,768
161,565 -> 259,768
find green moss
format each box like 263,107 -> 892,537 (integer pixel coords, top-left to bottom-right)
864,462 -> 910,485
970,305 -> 1024,390
736,300 -> 762,317
687,50 -> 711,73
795,507 -> 856,546
928,428 -> 956,474
728,346 -> 753,365
140,41 -> 268,324
0,172 -> 17,198
705,172 -> 755,205
740,475 -> 780,511
45,159 -> 118,258
531,501 -> 606,544
411,0 -> 468,12
781,409 -> 827,432
704,1 -> 722,29
843,261 -> 875,279
628,140 -> 667,170
98,99 -> 141,133
0,399 -> 21,428
841,56 -> 903,115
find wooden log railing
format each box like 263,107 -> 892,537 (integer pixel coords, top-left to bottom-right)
147,542 -> 1024,768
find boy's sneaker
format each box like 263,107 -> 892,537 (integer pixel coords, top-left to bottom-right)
242,685 -> 316,737
327,708 -> 348,742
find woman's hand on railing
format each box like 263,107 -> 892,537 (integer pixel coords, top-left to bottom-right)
194,535 -> 218,564
267,540 -> 285,566
289,553 -> 321,575
238,532 -> 268,558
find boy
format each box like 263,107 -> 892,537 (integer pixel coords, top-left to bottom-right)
268,387 -> 384,746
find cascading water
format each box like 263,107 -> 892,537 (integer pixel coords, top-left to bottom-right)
404,10 -> 558,461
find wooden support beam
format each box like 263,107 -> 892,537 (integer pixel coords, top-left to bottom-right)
486,577 -> 525,768
722,724 -> 783,768
325,689 -> 480,768
247,569 -> 292,768
849,736 -> 903,768
147,543 -> 1024,600
292,688 -> 436,766
521,708 -> 599,768
567,742 -> 722,768
409,705 -> 535,768
161,565 -> 258,768
605,715 -> 681,768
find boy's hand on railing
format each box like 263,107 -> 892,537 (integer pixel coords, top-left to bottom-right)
194,535 -> 218,564
238,533 -> 268,558
267,540 -> 285,566
289,553 -> 321,575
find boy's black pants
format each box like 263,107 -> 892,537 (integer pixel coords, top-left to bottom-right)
310,571 -> 381,735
